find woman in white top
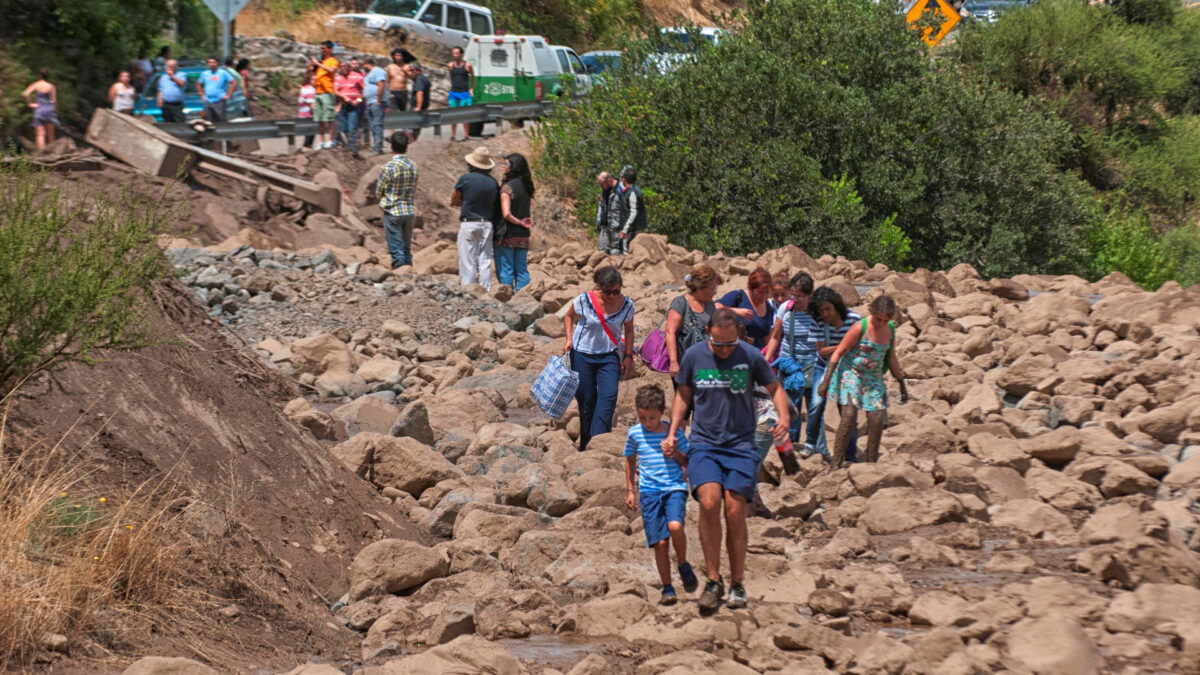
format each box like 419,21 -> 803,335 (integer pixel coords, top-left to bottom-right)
562,266 -> 636,450
109,71 -> 137,114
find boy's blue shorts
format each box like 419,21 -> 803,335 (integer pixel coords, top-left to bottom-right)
688,445 -> 758,502
640,490 -> 687,547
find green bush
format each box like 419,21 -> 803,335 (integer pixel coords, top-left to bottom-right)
953,0 -> 1200,288
1160,225 -> 1200,288
0,160 -> 172,396
1115,116 -> 1200,224
535,0 -> 1096,277
1087,212 -> 1171,289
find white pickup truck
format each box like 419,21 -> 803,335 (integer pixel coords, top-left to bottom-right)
329,0 -> 495,52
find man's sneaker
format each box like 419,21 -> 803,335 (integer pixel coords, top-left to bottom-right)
678,562 -> 699,593
698,578 -> 724,612
800,442 -> 816,457
727,582 -> 748,609
660,584 -> 678,606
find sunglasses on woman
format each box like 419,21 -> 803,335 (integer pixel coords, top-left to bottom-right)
599,287 -> 622,296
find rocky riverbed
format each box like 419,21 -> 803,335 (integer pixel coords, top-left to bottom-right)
128,229 -> 1200,675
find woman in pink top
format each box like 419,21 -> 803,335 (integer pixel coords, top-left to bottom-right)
298,72 -> 316,149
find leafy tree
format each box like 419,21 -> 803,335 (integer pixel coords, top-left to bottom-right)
536,0 -> 1096,277
0,0 -> 173,125
952,0 -> 1200,286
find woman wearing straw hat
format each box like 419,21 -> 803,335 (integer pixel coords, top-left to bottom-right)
450,147 -> 500,290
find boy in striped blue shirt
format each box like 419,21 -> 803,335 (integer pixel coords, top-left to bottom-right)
624,384 -> 699,605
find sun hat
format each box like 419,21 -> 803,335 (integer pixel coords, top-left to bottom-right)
465,146 -> 495,170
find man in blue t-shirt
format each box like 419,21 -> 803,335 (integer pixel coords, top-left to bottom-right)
197,57 -> 236,123
361,57 -> 389,155
663,308 -> 790,614
155,59 -> 188,123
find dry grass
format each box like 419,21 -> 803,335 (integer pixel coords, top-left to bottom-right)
238,2 -> 441,61
0,409 -> 201,667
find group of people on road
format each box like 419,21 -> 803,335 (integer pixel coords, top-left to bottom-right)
595,167 -> 646,255
108,46 -> 252,123
305,40 -> 451,156
559,259 -> 909,612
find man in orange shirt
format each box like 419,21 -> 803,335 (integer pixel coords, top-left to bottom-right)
308,40 -> 339,149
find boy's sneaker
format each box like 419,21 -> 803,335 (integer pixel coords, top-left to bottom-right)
660,584 -> 678,606
678,562 -> 699,593
698,578 -> 724,612
727,582 -> 748,609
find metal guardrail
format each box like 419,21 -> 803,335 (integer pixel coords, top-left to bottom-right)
156,99 -> 557,143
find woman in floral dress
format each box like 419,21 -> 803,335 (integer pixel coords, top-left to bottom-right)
817,295 -> 909,465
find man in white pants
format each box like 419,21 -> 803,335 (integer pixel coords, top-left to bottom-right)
450,147 -> 499,290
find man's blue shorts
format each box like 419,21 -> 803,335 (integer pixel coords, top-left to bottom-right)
640,490 -> 687,547
688,445 -> 758,502
448,90 -> 472,107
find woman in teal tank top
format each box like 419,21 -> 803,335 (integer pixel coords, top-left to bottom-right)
818,295 -> 909,465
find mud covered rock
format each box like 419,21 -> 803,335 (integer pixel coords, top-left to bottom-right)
348,539 -> 450,601
859,488 -> 965,534
355,634 -> 526,674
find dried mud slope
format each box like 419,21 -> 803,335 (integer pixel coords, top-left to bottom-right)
8,284 -> 419,669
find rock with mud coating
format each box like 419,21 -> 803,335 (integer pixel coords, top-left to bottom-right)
348,539 -> 450,601
123,658 -> 221,675
1006,613 -> 1103,675
859,488 -> 965,534
354,634 -> 527,675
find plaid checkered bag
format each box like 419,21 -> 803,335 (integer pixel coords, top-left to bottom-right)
532,354 -> 579,419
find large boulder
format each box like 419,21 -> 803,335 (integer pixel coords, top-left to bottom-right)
355,635 -> 526,675
452,503 -> 544,553
412,240 -> 458,276
330,395 -> 400,436
1006,613 -> 1102,675
948,384 -> 1002,423
1078,502 -> 1169,545
574,594 -> 651,637
424,390 -> 505,441
997,353 -> 1054,397
1064,457 -> 1159,499
990,499 -> 1078,545
967,433 -> 1032,474
1104,583 -> 1200,634
290,333 -> 353,374
1024,467 -> 1103,511
358,358 -> 404,385
757,482 -> 819,519
348,539 -> 450,601
123,658 -> 220,675
373,435 -> 464,496
1138,399 -> 1197,444
1164,453 -> 1200,488
859,488 -> 965,534
331,433 -> 463,496
1018,427 -> 1081,468
390,399 -> 436,445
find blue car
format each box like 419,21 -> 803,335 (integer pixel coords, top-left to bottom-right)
134,61 -> 250,122
581,50 -> 621,75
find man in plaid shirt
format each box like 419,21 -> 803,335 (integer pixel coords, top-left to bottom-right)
376,131 -> 419,268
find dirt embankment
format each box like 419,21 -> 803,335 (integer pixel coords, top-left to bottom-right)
7,284 -> 420,669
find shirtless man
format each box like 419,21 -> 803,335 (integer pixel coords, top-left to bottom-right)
445,47 -> 475,141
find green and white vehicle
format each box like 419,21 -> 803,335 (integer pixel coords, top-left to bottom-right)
465,35 -> 588,103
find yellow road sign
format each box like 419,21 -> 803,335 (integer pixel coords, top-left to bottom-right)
905,0 -> 962,46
